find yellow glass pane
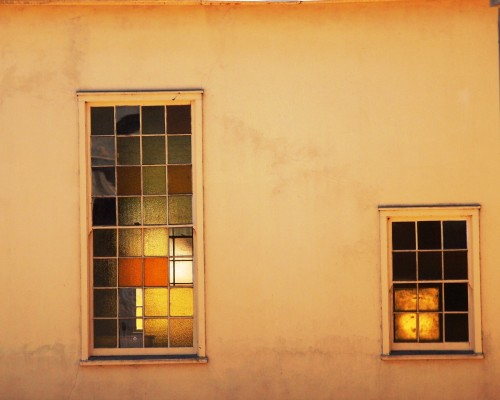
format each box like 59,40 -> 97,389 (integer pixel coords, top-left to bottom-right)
170,288 -> 193,317
119,229 -> 142,257
144,228 -> 168,256
419,313 -> 441,341
136,318 -> 143,330
394,287 -> 417,311
145,319 -> 168,347
419,287 -> 440,311
170,318 -> 193,347
136,288 -> 143,307
145,258 -> 168,286
394,313 -> 417,341
144,196 -> 167,225
145,288 -> 168,316
118,258 -> 142,287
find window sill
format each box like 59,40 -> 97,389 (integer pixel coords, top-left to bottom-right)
381,351 -> 484,361
80,355 -> 208,366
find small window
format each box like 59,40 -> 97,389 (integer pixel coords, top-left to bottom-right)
78,91 -> 205,360
379,206 -> 483,357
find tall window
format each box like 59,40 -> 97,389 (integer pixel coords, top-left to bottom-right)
78,91 -> 205,359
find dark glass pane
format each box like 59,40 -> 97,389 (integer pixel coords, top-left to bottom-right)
92,198 -> 116,226
119,319 -> 143,348
418,221 -> 441,250
168,165 -> 192,194
144,196 -> 167,225
167,105 -> 191,134
117,137 -> 140,165
93,229 -> 116,257
92,167 -> 115,196
116,106 -> 140,135
393,284 -> 417,311
119,229 -> 142,257
143,136 -> 166,165
392,252 -> 416,281
443,221 -> 467,249
445,314 -> 469,342
119,288 -> 140,317
418,252 -> 442,280
91,107 -> 114,136
94,289 -> 117,317
392,222 -> 415,250
94,319 -> 117,348
91,137 -> 115,166
118,197 -> 141,226
444,251 -> 468,280
168,195 -> 192,225
93,259 -> 117,287
170,318 -> 193,347
117,166 -> 141,195
168,135 -> 191,164
143,106 -> 165,135
143,166 -> 166,195
444,283 -> 468,311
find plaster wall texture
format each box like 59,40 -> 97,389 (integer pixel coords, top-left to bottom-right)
0,0 -> 499,399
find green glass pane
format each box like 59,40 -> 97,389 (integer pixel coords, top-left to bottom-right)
142,136 -> 166,165
168,195 -> 192,225
143,166 -> 166,195
144,196 -> 167,225
145,288 -> 168,317
93,229 -> 117,257
92,167 -> 116,196
118,197 -> 142,226
93,259 -> 117,287
167,105 -> 191,134
170,318 -> 193,347
91,137 -> 115,166
94,319 -> 117,348
116,106 -> 140,135
168,165 -> 192,194
144,319 -> 168,347
94,289 -> 117,317
168,135 -> 191,164
117,137 -> 140,165
91,107 -> 114,136
119,318 -> 143,348
117,167 -> 141,195
142,106 -> 165,135
119,229 -> 142,257
144,228 -> 168,256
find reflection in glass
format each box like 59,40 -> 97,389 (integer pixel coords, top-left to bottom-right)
119,288 -> 140,317
170,318 -> 193,347
170,259 -> 193,285
145,258 -> 168,286
94,289 -> 117,317
168,165 -> 192,194
394,313 -> 417,341
394,285 -> 417,311
143,166 -> 166,195
168,136 -> 191,164
92,198 -> 116,226
91,137 -> 115,166
117,137 -> 140,165
145,319 -> 168,347
144,197 -> 167,225
117,166 -> 141,196
94,319 -> 117,348
92,167 -> 116,196
419,313 -> 441,341
142,106 -> 165,135
168,195 -> 192,225
170,288 -> 193,316
93,229 -> 116,257
91,107 -> 114,136
142,136 -> 166,165
118,197 -> 141,226
145,288 -> 168,316
116,106 -> 140,135
144,228 -> 168,257
93,259 -> 117,287
119,229 -> 142,257
119,319 -> 143,348
167,105 -> 191,134
118,258 -> 143,286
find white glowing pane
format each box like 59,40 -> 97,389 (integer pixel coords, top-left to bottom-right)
170,260 -> 193,284
136,318 -> 143,331
136,289 -> 143,307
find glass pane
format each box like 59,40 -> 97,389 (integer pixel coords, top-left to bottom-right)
419,313 -> 441,342
143,166 -> 166,195
170,288 -> 193,317
168,195 -> 192,225
142,136 -> 166,165
394,285 -> 417,311
119,288 -> 141,317
418,221 -> 441,250
444,283 -> 468,311
443,221 -> 467,249
418,285 -> 440,311
170,259 -> 193,285
170,318 -> 193,347
93,259 -> 117,287
92,198 -> 116,226
445,313 -> 469,342
167,105 -> 191,134
118,258 -> 143,286
118,197 -> 141,226
144,228 -> 168,257
119,229 -> 142,257
392,222 -> 415,250
144,319 -> 168,347
119,319 -> 143,348
392,252 -> 416,281
394,313 -> 417,341
168,165 -> 192,194
144,196 -> 167,225
116,106 -> 140,135
142,106 -> 165,135
91,107 -> 114,136
144,258 -> 168,286
94,319 -> 117,348
168,136 -> 191,164
93,229 -> 116,257
145,288 -> 168,316
418,252 -> 442,280
171,237 -> 193,257
117,166 -> 141,196
91,137 -> 115,166
94,289 -> 117,317
444,251 -> 468,280
117,137 -> 140,165
92,167 -> 115,196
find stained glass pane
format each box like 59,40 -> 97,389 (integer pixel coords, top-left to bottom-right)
418,252 -> 442,280
142,106 -> 165,135
394,313 -> 417,341
93,259 -> 117,287
118,258 -> 143,287
418,285 -> 440,311
144,196 -> 167,225
392,222 -> 415,250
118,197 -> 141,226
418,221 -> 441,250
168,136 -> 191,164
392,252 -> 416,281
443,221 -> 467,249
91,107 -> 114,136
444,251 -> 468,280
170,288 -> 193,317
142,136 -> 166,165
170,259 -> 193,285
92,167 -> 115,196
167,105 -> 191,134
93,229 -> 116,257
143,166 -> 166,195
144,258 -> 168,286
394,285 -> 417,311
116,106 -> 140,135
119,319 -> 143,348
94,289 -> 117,317
445,314 -> 469,342
419,313 -> 441,341
117,166 -> 141,196
94,319 -> 117,348
117,137 -> 140,165
91,137 -> 115,166
92,198 -> 116,226
119,229 -> 142,257
168,165 -> 192,194
145,319 -> 168,347
170,318 -> 193,347
144,228 -> 168,256
168,195 -> 192,225
145,288 -> 168,316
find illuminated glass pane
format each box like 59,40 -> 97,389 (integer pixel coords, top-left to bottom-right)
94,319 -> 117,348
170,318 -> 193,347
142,136 -> 166,165
419,313 -> 441,342
118,258 -> 142,287
392,252 -> 416,281
418,221 -> 441,250
143,166 -> 166,195
117,166 -> 141,196
92,167 -> 115,196
170,288 -> 193,317
119,288 -> 141,317
91,107 -> 114,136
418,285 -> 440,311
445,314 -> 469,342
443,221 -> 467,249
117,137 -> 140,165
444,251 -> 468,280
144,196 -> 167,225
394,285 -> 417,311
94,289 -> 117,317
118,197 -> 141,226
392,222 -> 415,250
144,228 -> 168,257
168,135 -> 191,165
145,288 -> 168,316
444,283 -> 468,311
168,165 -> 192,194
145,319 -> 168,347
418,252 -> 442,280
170,259 -> 193,285
142,106 -> 165,135
116,106 -> 140,135
91,136 -> 115,166
394,313 -> 417,341
119,229 -> 142,257
145,258 -> 168,286
93,259 -> 117,287
172,237 -> 193,257
93,229 -> 116,257
92,198 -> 116,226
167,105 -> 191,134
168,195 -> 192,225
119,319 -> 143,348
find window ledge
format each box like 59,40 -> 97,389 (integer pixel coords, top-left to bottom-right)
381,351 -> 484,361
80,355 -> 208,366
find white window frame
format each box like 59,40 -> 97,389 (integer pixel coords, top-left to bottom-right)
379,205 -> 483,358
78,91 -> 206,363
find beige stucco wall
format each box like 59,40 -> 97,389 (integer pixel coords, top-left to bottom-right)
1,0 -> 499,398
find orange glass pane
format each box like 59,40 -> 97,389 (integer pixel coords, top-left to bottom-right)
394,313 -> 417,341
168,165 -> 192,194
145,258 -> 168,286
394,286 -> 417,311
418,286 -> 440,311
118,258 -> 143,286
170,318 -> 193,347
419,313 -> 441,341
145,318 -> 168,347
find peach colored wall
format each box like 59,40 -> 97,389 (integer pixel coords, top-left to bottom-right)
0,1 -> 499,399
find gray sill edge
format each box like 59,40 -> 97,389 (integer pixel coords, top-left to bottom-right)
80,355 -> 208,366
378,203 -> 481,209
